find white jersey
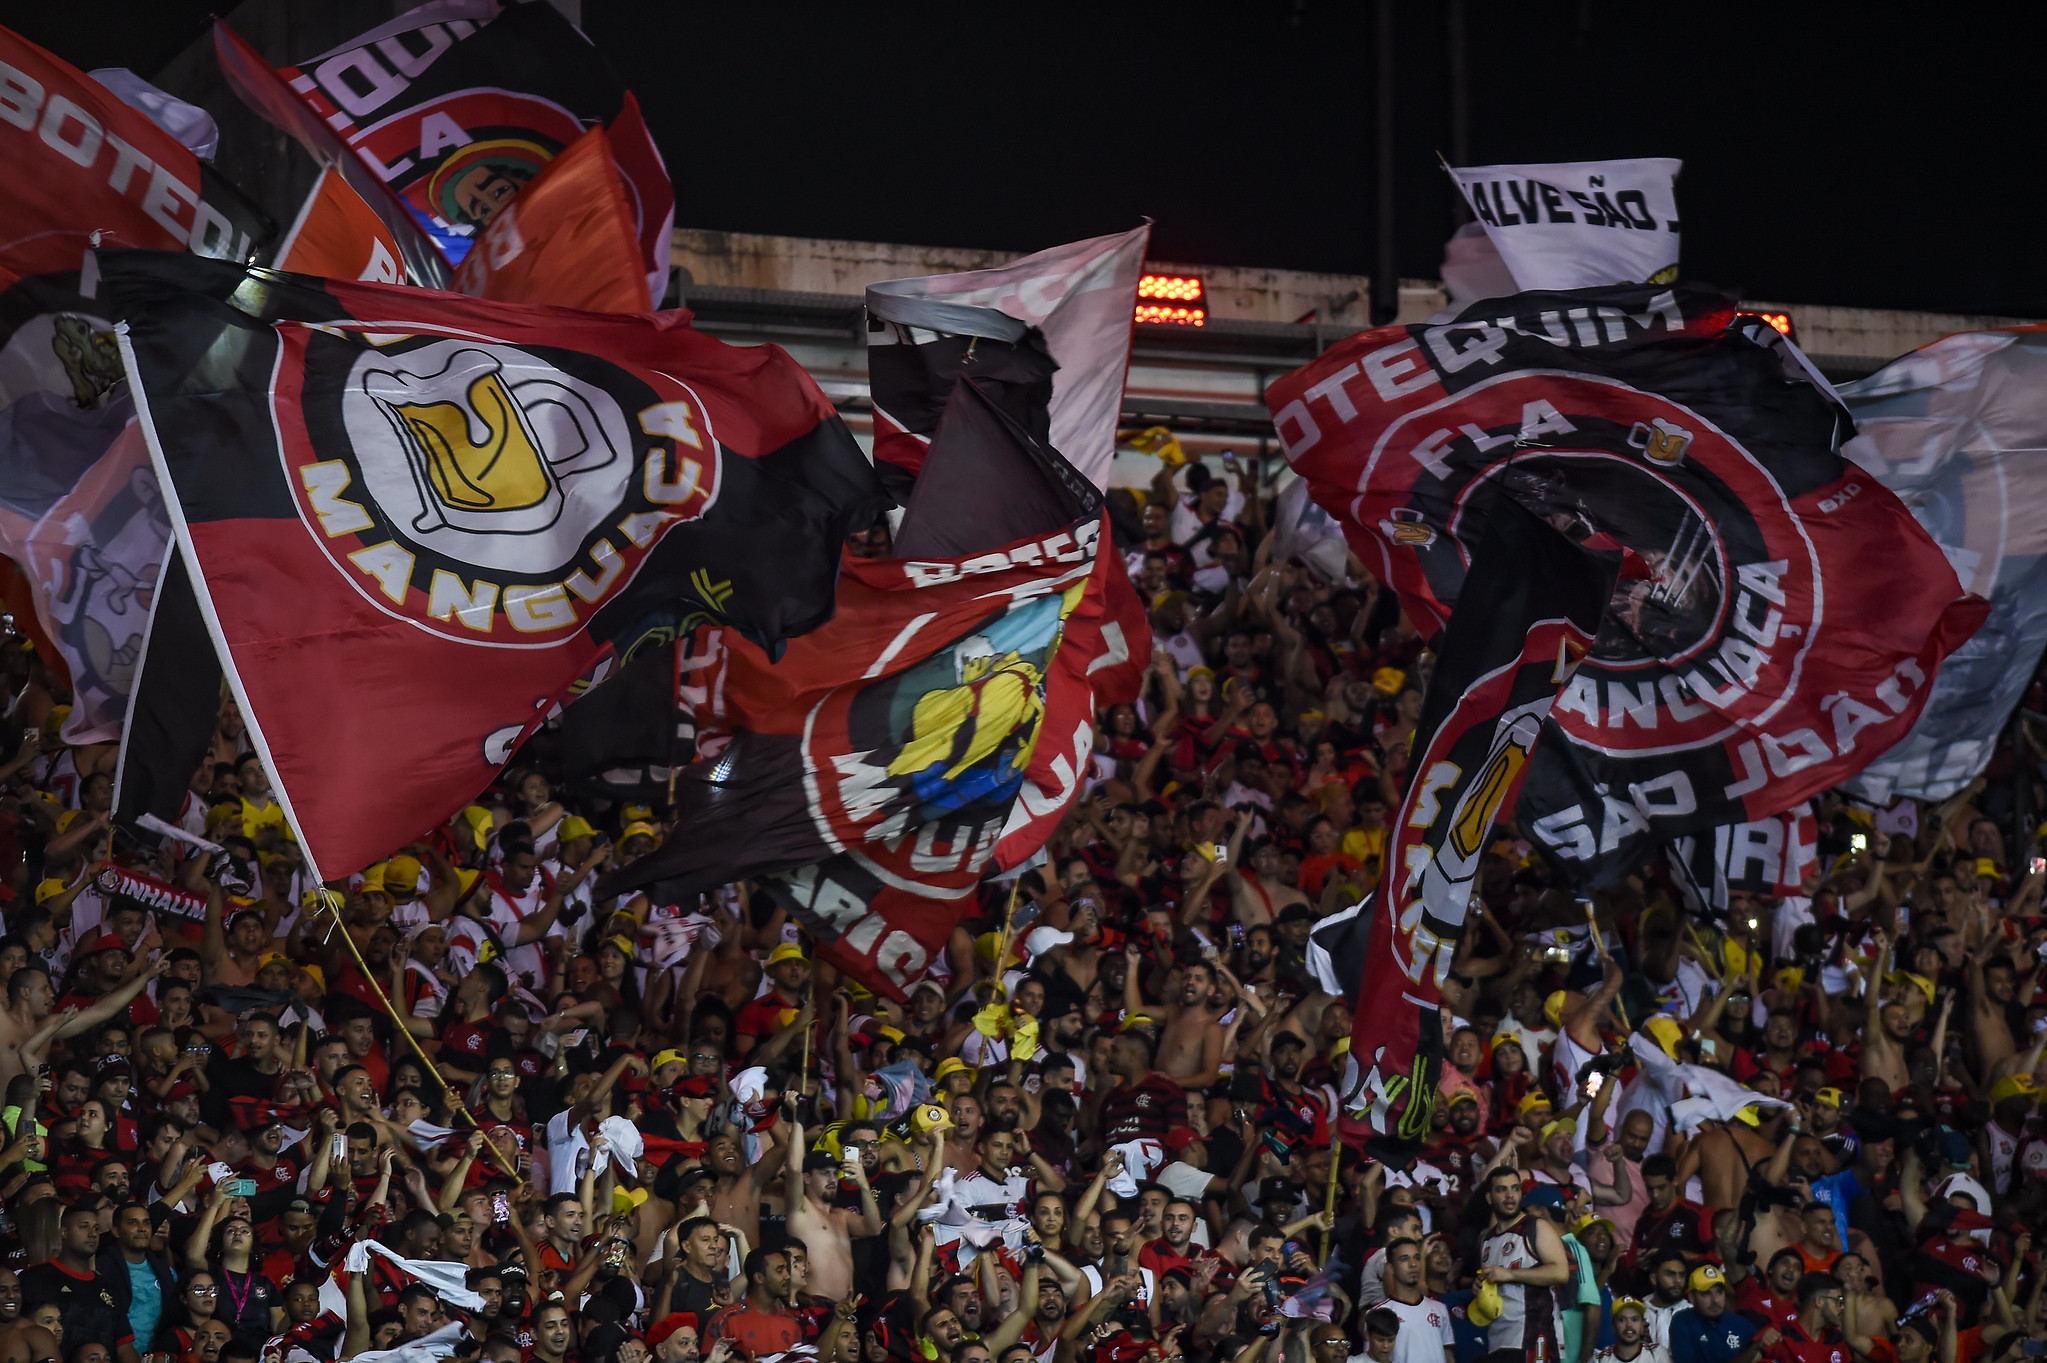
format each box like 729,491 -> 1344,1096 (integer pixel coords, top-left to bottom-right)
1377,1294 -> 1454,1363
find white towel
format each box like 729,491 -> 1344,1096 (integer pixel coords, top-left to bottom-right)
344,1241 -> 486,1309
591,1115 -> 643,1178
405,1119 -> 461,1150
348,1322 -> 467,1363
1668,1067 -> 1791,1134
730,1066 -> 769,1105
1107,1139 -> 1165,1197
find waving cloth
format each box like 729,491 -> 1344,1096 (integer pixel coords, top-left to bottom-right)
345,1242 -> 484,1309
1269,284 -> 1986,888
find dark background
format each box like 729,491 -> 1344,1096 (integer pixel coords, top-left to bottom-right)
16,1 -> 2046,316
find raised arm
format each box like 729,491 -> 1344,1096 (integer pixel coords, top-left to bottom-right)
512,844 -> 611,947
55,958 -> 170,1044
983,1262 -> 1042,1352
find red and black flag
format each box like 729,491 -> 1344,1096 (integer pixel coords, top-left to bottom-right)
598,377 -> 1104,997
102,250 -> 887,879
216,1 -> 672,299
1269,284 -> 1986,886
1340,498 -> 1613,1157
864,231 -> 1154,865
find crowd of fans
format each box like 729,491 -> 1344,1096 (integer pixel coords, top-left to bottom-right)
0,454 -> 2043,1363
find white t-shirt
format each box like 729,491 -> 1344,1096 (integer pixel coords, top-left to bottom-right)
1593,1347 -> 1670,1363
1156,1162 -> 1213,1200
1081,1262 -> 1154,1309
544,1110 -> 588,1196
1376,1293 -> 1454,1363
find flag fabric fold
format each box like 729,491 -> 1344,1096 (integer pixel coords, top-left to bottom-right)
1446,157 -> 1683,291
450,125 -> 652,313
597,377 -> 1104,997
0,27 -> 271,743
1836,328 -> 2047,802
1338,498 -> 1614,1157
865,226 -> 1150,494
102,250 -> 886,879
214,3 -> 672,297
1268,283 -> 1987,888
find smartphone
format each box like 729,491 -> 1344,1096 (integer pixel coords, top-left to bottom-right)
2033,857 -> 2047,877
224,1178 -> 258,1196
330,1132 -> 347,1162
562,1028 -> 589,1049
491,1191 -> 511,1224
1228,923 -> 1245,948
2021,1341 -> 2047,1357
1851,833 -> 1867,852
1212,843 -> 1228,866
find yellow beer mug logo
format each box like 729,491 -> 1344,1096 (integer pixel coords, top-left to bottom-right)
389,367 -> 550,514
1629,416 -> 1694,467
365,347 -> 619,538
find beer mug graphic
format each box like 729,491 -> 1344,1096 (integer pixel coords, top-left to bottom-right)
363,347 -> 618,537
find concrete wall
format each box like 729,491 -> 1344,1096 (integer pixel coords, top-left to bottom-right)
670,228 -> 1443,326
1740,298 -> 2035,371
671,227 -> 2035,368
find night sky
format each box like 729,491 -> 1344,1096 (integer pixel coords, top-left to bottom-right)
17,1 -> 2047,318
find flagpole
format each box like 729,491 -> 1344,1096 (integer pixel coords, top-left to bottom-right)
319,887 -> 523,1183
1320,1144 -> 1342,1267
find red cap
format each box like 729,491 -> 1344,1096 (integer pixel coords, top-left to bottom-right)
645,1314 -> 696,1348
74,928 -> 127,959
1165,1127 -> 1201,1153
1950,1209 -> 1995,1231
673,1076 -> 716,1100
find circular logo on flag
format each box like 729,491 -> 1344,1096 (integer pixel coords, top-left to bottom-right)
349,89 -> 582,241
1352,370 -> 1825,758
278,326 -> 720,645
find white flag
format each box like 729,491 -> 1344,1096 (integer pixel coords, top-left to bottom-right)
1446,157 -> 1681,291
866,225 -> 1149,489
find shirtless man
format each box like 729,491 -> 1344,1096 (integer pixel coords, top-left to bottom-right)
0,1268 -> 59,1363
0,959 -> 167,1090
942,1095 -> 984,1175
1688,1106 -> 1783,1213
705,1126 -> 787,1255
784,1103 -> 881,1301
191,853 -> 267,987
1126,946 -> 1230,1091
1859,933 -> 1919,1095
1228,842 -> 1310,927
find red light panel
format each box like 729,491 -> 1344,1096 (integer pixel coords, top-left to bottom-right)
1757,312 -> 1792,335
1136,273 -> 1206,326
1138,273 -> 1204,301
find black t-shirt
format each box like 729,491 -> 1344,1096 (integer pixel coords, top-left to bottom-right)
216,1265 -> 279,1349
202,1054 -> 282,1127
671,1266 -> 720,1319
20,1260 -> 134,1349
